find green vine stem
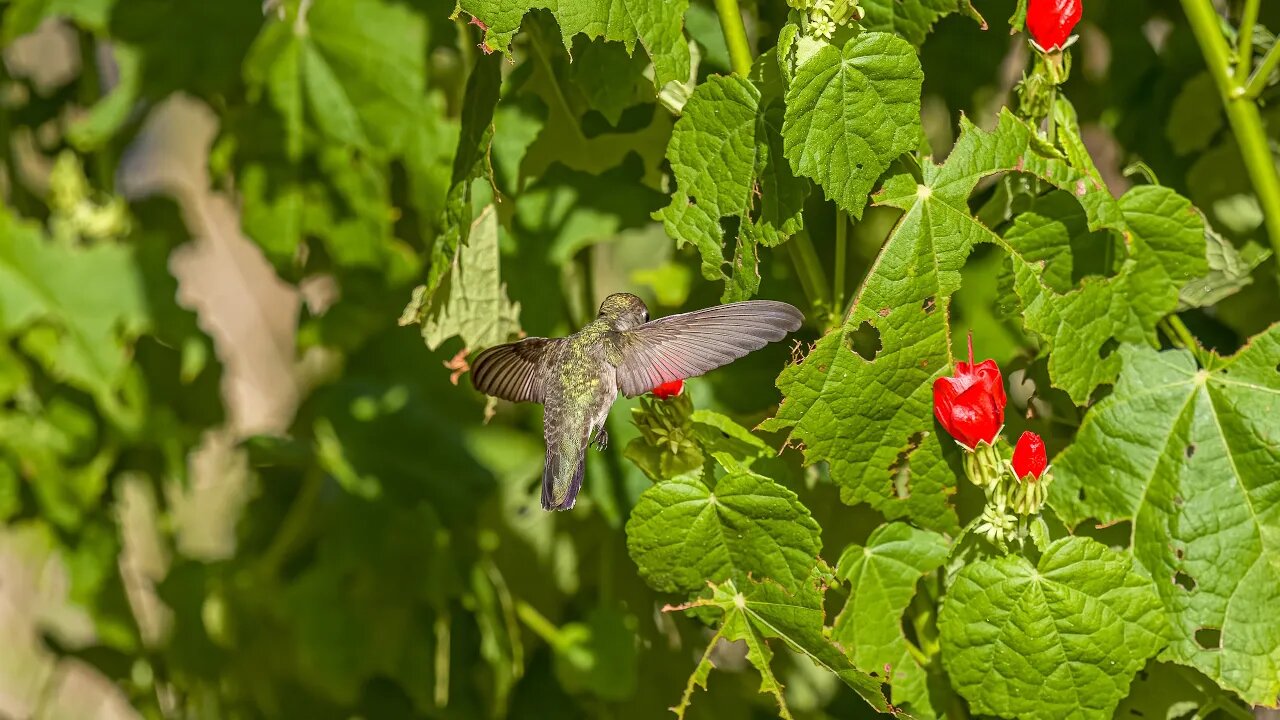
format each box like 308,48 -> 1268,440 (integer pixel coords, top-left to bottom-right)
1181,0 -> 1280,264
1235,0 -> 1260,82
713,0 -> 830,319
713,0 -> 754,77
834,209 -> 848,315
1245,43 -> 1280,98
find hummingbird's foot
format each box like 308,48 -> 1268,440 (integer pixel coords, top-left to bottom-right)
593,428 -> 609,451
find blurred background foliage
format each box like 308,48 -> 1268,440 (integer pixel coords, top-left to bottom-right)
0,0 -> 1278,718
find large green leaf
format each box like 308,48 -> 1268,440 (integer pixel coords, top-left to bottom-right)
671,577 -> 891,718
0,209 -> 147,419
782,32 -> 922,218
938,537 -> 1169,720
832,523 -> 949,717
419,205 -> 522,352
244,0 -> 426,154
1002,184 -> 1206,402
762,110 -> 1204,532
401,54 -> 504,334
626,459 -> 821,594
459,0 -> 691,87
859,0 -> 980,46
654,71 -> 808,299
1052,330 -> 1280,706
655,75 -> 758,279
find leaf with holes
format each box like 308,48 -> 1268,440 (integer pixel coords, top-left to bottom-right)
1051,329 -> 1280,706
458,0 -> 690,87
1001,184 -> 1207,402
763,109 -> 1205,531
625,458 -> 821,594
782,32 -> 922,218
655,72 -> 808,300
938,536 -> 1169,720
832,523 -> 949,717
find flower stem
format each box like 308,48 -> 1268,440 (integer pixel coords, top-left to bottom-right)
1245,43 -> 1280,98
786,232 -> 833,319
833,209 -> 848,315
1236,0 -> 1260,83
713,0 -> 754,76
1180,0 -> 1280,266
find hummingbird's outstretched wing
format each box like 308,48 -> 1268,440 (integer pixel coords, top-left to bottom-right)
606,300 -> 804,397
471,337 -> 563,403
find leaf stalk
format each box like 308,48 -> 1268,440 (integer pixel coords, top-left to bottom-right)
834,209 -> 848,315
1245,43 -> 1280,99
1236,0 -> 1260,82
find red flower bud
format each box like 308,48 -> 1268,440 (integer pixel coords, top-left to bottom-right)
651,378 -> 684,400
932,337 -> 1006,450
1026,0 -> 1082,52
1011,431 -> 1048,480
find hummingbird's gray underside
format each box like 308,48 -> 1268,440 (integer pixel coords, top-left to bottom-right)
471,295 -> 804,511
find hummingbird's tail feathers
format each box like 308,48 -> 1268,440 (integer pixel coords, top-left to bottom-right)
541,445 -> 586,511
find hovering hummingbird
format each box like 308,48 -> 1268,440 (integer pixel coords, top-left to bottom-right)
471,293 -> 804,511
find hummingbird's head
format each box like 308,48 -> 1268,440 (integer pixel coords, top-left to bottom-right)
597,293 -> 649,330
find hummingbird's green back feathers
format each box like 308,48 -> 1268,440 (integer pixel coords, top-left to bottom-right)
470,295 -> 804,511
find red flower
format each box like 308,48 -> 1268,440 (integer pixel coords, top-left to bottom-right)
932,337 -> 1006,450
1026,0 -> 1082,51
651,378 -> 684,399
1011,431 -> 1048,480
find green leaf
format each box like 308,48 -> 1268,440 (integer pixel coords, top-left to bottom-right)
401,53 -> 503,331
519,42 -> 672,190
858,0 -> 982,46
763,111 -> 1205,528
782,32 -> 922,219
570,38 -> 651,126
459,0 -> 691,87
0,209 -> 147,420
832,523 -> 949,716
672,577 -> 891,718
655,75 -> 758,278
244,0 -> 426,154
1,0 -> 113,43
654,72 -> 808,298
515,161 -> 665,266
938,537 -> 1169,720
1002,184 -> 1207,402
419,205 -> 522,352
1178,228 -> 1271,310
1051,331 -> 1280,706
626,462 -> 821,594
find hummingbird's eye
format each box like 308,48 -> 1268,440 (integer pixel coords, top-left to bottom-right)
643,312 -> 649,322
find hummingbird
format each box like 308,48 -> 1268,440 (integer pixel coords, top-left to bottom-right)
471,293 -> 804,511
